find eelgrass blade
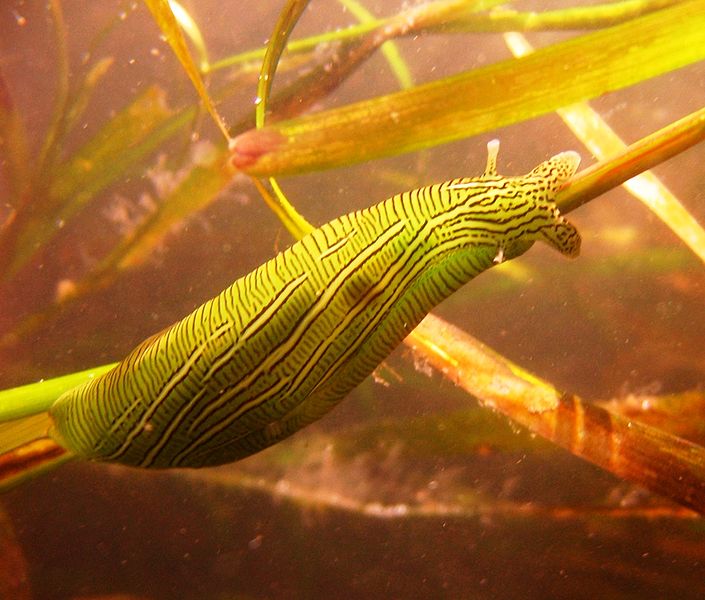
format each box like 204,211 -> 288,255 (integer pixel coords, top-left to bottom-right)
555,106 -> 705,214
142,0 -> 230,142
336,0 -> 413,89
59,57 -> 115,150
254,0 -> 310,129
251,178 -> 314,239
0,86 -> 175,282
0,364 -> 115,422
435,0 -> 684,33
168,0 -> 210,72
506,32 -> 705,266
230,0 -> 705,176
34,0 -> 70,179
0,439 -> 69,491
252,0 -> 316,238
0,71 -> 32,228
209,0 -> 673,73
407,314 -> 705,514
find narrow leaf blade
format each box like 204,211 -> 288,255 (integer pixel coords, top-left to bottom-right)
230,0 -> 705,176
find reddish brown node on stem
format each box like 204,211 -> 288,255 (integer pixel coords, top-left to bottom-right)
228,128 -> 286,172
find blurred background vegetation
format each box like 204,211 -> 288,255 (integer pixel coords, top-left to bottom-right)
1,1 -> 705,598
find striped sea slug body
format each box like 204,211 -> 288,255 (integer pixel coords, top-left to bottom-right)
50,142 -> 581,469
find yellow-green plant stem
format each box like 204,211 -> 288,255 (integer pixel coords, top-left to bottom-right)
556,105 -> 705,214
0,365 -> 116,422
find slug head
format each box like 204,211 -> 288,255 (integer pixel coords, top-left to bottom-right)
527,150 -> 581,258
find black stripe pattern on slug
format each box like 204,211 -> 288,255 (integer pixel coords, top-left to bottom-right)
49,141 -> 581,468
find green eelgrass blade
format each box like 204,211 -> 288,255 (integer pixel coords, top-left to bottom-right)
253,0 -> 315,237
0,86 -> 175,281
336,0 -> 413,89
168,0 -> 211,72
555,106 -> 705,214
434,0 -> 684,32
230,0 -> 705,176
0,71 -> 32,218
209,0 -> 676,72
255,0 -> 310,130
0,364 -> 116,422
142,0 -> 230,141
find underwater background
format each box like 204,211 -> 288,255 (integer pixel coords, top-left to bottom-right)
1,1 -> 705,598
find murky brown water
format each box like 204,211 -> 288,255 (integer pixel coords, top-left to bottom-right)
1,1 -> 705,598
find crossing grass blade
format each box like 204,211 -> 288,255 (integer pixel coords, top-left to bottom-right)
504,32 -> 705,265
408,314 -> 705,515
554,106 -> 705,214
142,0 -> 230,142
0,86 -> 175,281
230,0 -> 705,176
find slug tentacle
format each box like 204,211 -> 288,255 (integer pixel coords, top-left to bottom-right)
483,138 -> 500,176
